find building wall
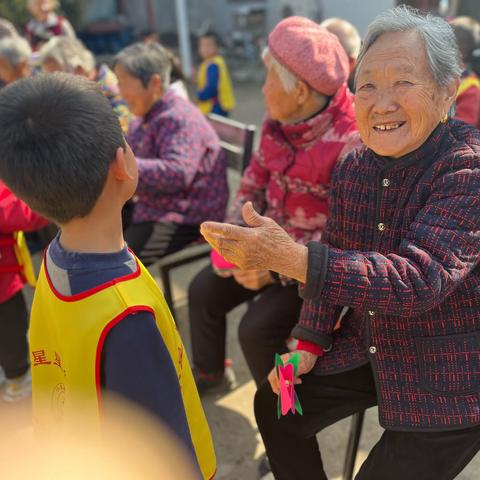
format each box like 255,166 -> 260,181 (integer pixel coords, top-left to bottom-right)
321,0 -> 395,36
86,0 -> 396,45
85,0 -> 117,22
268,0 -> 396,38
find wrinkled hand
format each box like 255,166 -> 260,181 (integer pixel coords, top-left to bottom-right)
268,350 -> 318,395
200,202 -> 308,283
232,269 -> 273,291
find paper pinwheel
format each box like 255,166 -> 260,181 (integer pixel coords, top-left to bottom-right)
275,353 -> 303,419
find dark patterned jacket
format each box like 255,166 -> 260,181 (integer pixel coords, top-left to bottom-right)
292,120 -> 480,431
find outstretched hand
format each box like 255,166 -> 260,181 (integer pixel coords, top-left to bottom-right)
200,202 -> 308,283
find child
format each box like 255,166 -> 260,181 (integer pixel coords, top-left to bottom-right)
0,73 -> 215,479
196,31 -> 235,116
0,181 -> 48,401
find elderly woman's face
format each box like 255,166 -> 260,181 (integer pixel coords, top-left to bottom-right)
355,30 -> 454,158
262,62 -> 300,123
0,57 -> 28,84
115,64 -> 158,117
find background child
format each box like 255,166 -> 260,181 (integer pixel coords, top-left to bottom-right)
196,31 -> 235,116
0,72 -> 215,480
0,180 -> 48,401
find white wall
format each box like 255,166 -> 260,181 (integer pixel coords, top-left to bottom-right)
85,0 -> 117,22
267,0 -> 395,36
321,0 -> 396,36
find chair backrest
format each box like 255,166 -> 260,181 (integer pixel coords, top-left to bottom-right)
207,113 -> 256,172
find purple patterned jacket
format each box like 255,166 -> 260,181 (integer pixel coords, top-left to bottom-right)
293,120 -> 480,431
127,89 -> 228,225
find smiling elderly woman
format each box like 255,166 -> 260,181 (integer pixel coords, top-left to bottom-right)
202,6 -> 480,479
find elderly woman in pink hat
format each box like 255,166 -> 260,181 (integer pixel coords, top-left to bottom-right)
188,16 -> 360,393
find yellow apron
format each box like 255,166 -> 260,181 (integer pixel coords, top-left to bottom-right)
29,256 -> 216,480
457,74 -> 480,98
14,231 -> 37,287
197,55 -> 236,115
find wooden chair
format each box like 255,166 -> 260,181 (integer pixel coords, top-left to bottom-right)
156,114 -> 256,320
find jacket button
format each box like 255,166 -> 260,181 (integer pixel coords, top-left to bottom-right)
382,178 -> 390,187
377,222 -> 386,231
368,310 -> 375,316
369,346 -> 377,354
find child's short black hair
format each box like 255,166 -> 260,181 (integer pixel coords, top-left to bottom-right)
0,73 -> 124,224
199,30 -> 220,45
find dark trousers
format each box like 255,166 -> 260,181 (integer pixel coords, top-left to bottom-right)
254,363 -> 480,480
0,291 -> 29,379
188,265 -> 303,386
124,221 -> 200,264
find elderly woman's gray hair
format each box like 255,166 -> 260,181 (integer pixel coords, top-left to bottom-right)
0,36 -> 31,67
114,43 -> 171,90
0,19 -> 18,40
39,37 -> 95,74
262,47 -> 298,92
356,5 -> 462,88
320,18 -> 361,60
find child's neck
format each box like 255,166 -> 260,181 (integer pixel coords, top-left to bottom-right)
59,209 -> 124,254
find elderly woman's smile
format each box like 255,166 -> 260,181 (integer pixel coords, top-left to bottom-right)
372,121 -> 405,132
355,30 -> 458,158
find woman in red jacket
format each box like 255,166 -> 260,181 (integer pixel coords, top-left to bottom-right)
0,180 -> 48,401
188,17 -> 360,393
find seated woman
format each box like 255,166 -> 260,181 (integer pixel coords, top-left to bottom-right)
114,43 -> 229,261
39,36 -> 132,132
189,17 -> 360,393
202,7 -> 480,479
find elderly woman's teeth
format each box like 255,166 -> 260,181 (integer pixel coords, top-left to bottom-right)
374,123 -> 402,131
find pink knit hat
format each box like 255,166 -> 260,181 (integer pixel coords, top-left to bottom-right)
268,16 -> 349,96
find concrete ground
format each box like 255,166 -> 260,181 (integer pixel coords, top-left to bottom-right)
3,77 -> 479,479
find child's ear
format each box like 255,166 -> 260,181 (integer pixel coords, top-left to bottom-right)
112,147 -> 135,181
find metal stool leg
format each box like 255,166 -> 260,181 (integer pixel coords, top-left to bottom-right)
343,410 -> 365,480
160,265 -> 176,321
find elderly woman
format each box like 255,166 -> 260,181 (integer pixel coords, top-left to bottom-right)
39,37 -> 132,132
0,36 -> 32,85
202,7 -> 480,479
189,16 -> 360,393
114,43 -> 229,261
25,0 -> 75,51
